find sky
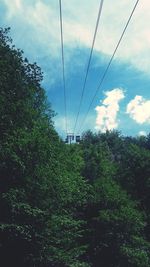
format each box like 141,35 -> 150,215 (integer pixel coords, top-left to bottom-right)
0,0 -> 150,139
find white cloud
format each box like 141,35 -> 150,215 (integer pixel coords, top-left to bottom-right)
126,95 -> 150,124
95,88 -> 125,132
15,0 -> 21,9
4,0 -> 22,17
94,0 -> 150,74
2,0 -> 150,74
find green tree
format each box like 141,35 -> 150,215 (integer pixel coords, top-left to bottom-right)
0,28 -> 89,267
81,131 -> 150,267
1,28 -> 150,267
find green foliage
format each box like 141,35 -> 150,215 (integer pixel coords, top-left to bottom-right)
81,131 -> 150,267
0,28 -> 88,267
0,29 -> 150,267
118,143 -> 150,206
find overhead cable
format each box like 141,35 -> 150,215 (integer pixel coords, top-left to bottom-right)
59,0 -> 68,134
73,0 -> 104,133
78,0 -> 140,133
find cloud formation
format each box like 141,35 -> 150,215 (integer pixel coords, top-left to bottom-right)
126,95 -> 150,124
95,88 -> 125,132
4,0 -> 22,18
2,0 -> 150,74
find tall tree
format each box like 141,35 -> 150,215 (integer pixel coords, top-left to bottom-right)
0,28 -> 89,267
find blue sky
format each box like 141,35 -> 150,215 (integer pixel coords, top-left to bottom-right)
0,0 -> 150,138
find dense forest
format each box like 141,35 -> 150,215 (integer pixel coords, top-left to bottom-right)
0,28 -> 150,267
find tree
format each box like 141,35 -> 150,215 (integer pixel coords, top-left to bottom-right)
81,131 -> 150,267
0,28 -> 89,267
1,28 -> 150,267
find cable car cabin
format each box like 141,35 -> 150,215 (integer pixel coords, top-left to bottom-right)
76,135 -> 81,143
65,134 -> 80,144
65,134 -> 74,144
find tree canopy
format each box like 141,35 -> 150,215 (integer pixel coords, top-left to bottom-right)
0,28 -> 150,267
